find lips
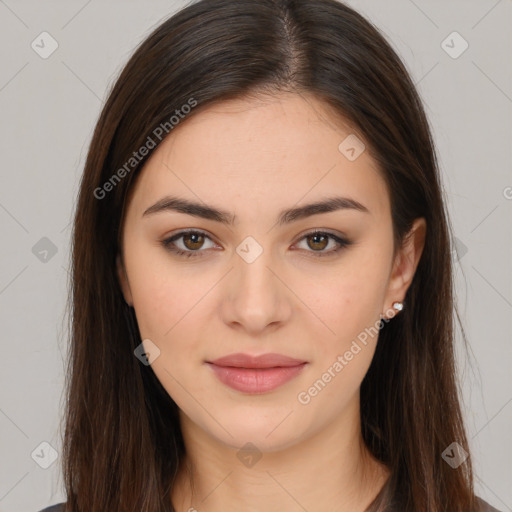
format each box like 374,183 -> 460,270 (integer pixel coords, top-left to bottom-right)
205,352 -> 308,393
207,352 -> 307,369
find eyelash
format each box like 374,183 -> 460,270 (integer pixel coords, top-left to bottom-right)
161,229 -> 352,259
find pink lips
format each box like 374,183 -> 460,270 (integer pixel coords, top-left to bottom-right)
205,353 -> 308,394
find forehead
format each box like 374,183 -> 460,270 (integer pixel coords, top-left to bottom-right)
127,92 -> 390,221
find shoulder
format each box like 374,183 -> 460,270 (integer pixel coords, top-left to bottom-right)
476,496 -> 503,512
37,497 -> 501,512
37,503 -> 66,512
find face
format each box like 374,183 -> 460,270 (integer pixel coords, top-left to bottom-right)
117,92 -> 424,453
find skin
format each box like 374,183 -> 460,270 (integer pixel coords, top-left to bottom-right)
117,91 -> 426,512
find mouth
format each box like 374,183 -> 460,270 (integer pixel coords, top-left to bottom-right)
205,353 -> 308,394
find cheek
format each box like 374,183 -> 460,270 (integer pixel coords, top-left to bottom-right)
292,264 -> 388,411
127,253 -> 210,400
125,244 -> 199,341
295,250 -> 391,358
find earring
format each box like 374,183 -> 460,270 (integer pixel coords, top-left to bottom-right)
392,301 -> 404,312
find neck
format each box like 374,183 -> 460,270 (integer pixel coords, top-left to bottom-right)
171,398 -> 389,512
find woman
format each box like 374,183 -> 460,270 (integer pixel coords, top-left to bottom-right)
38,0 -> 501,510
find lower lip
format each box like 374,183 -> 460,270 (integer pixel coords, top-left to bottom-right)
206,362 -> 307,394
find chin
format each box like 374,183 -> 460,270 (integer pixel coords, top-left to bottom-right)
205,413 -> 307,453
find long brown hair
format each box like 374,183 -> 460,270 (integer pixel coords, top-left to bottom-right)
63,0 -> 476,510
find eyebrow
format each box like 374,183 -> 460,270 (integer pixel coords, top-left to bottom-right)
142,195 -> 369,226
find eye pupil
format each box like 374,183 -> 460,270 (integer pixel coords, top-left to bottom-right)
308,234 -> 328,251
184,233 -> 204,250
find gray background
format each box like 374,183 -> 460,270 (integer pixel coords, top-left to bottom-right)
0,1 -> 510,511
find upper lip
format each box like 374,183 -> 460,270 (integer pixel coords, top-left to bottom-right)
207,353 -> 307,368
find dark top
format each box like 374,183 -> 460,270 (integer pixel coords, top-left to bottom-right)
37,497 -> 503,512
38,506 -> 65,512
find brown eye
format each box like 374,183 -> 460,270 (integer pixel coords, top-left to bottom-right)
294,230 -> 352,257
182,232 -> 205,250
161,230 -> 217,258
306,233 -> 329,251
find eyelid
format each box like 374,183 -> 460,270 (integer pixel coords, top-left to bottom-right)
291,229 -> 351,257
161,228 -> 220,250
294,227 -> 347,242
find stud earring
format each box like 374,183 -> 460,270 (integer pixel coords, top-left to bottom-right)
392,301 -> 404,312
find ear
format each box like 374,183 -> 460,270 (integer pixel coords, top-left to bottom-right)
382,217 -> 426,318
116,253 -> 133,307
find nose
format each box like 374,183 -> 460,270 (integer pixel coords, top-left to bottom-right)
219,244 -> 292,337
